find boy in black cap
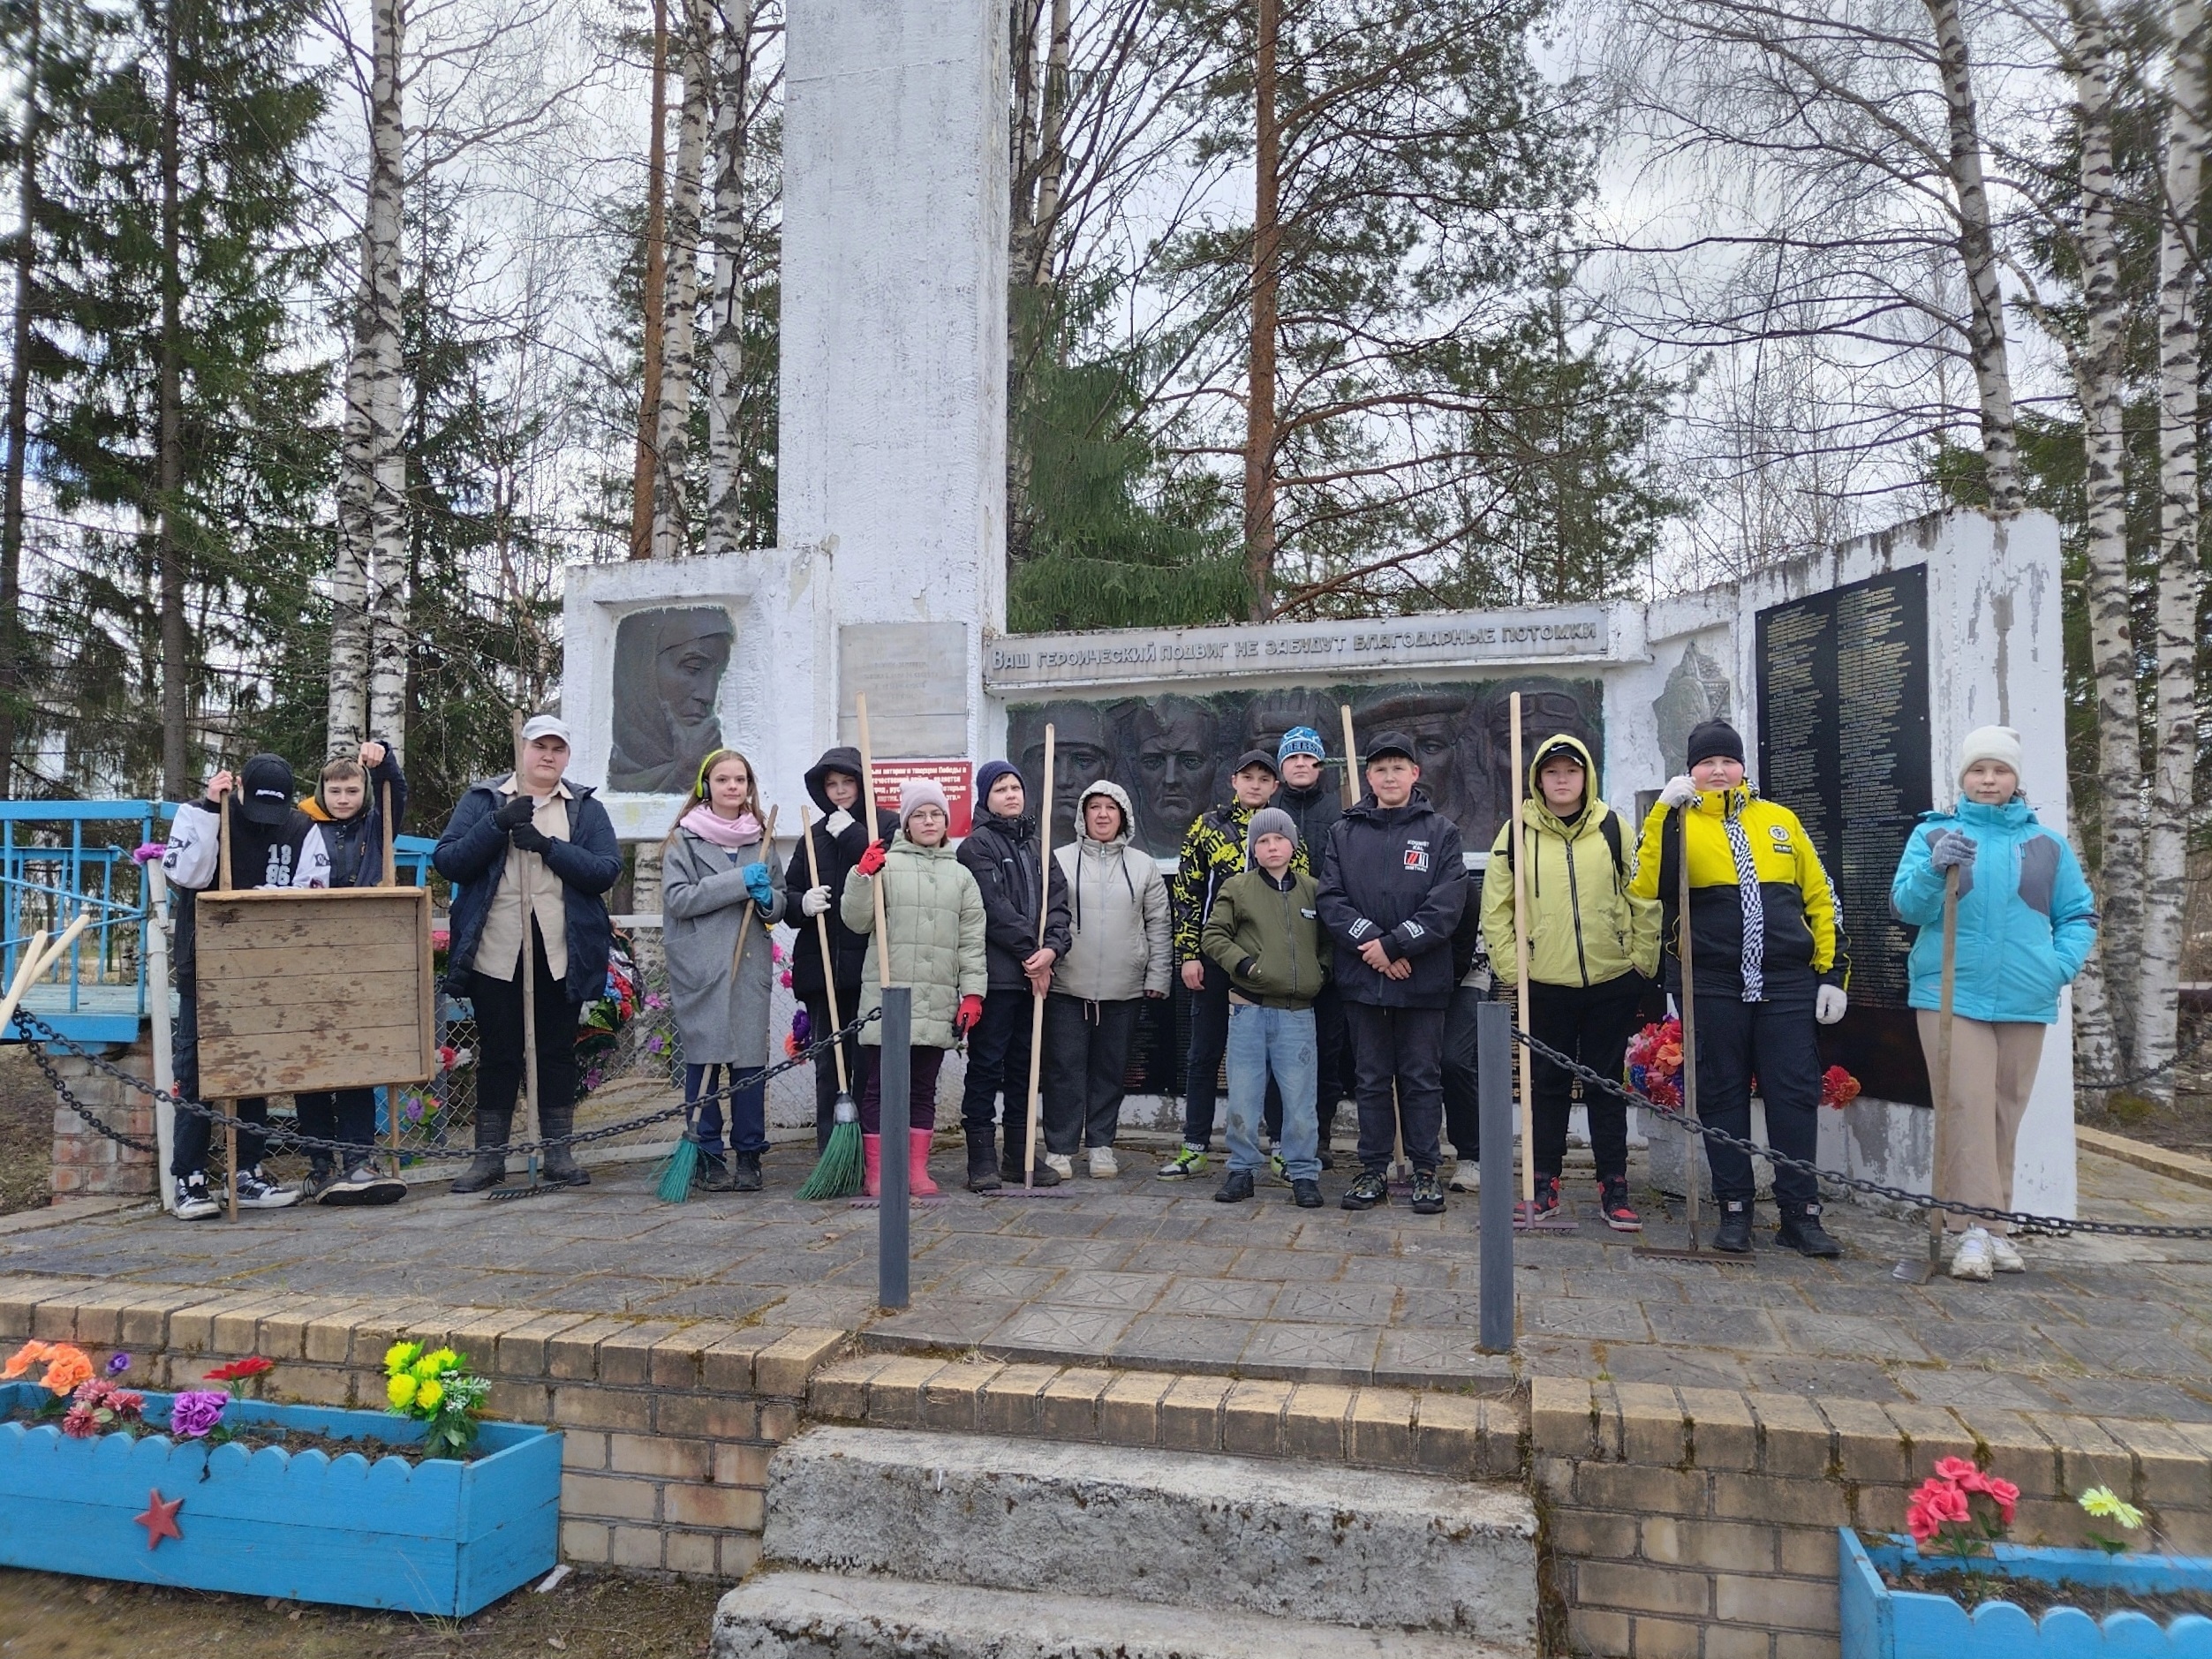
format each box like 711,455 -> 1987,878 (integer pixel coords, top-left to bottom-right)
1316,731 -> 1467,1213
1159,748 -> 1295,1180
160,754 -> 332,1219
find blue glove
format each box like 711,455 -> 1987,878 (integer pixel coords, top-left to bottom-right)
1927,829 -> 1976,871
743,862 -> 774,908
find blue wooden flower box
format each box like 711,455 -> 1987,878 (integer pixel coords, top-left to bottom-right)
1840,1528 -> 2212,1659
0,1383 -> 561,1616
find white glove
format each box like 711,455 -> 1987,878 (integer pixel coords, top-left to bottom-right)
800,884 -> 831,917
1659,774 -> 1700,809
1816,984 -> 1847,1025
823,809 -> 854,838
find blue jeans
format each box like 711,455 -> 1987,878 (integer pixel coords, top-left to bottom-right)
686,1063 -> 767,1157
1225,1002 -> 1319,1180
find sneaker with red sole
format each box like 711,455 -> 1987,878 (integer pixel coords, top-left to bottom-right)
1598,1176 -> 1642,1233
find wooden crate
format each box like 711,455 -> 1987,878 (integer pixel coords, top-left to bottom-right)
193,887 -> 436,1097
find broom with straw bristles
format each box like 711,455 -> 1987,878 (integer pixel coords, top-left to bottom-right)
796,801 -> 866,1198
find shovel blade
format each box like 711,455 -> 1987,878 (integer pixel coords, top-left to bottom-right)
1891,1256 -> 1935,1283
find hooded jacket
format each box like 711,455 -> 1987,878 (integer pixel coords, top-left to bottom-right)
435,776 -> 623,1004
1169,799 -> 1310,963
1891,796 -> 2096,1025
1316,788 -> 1468,1009
785,745 -> 895,1004
1629,783 -> 1846,999
840,832 -> 989,1047
957,804 -> 1073,992
663,820 -> 787,1066
300,738 -> 407,890
1050,780 -> 1171,1003
1481,735 -> 1659,989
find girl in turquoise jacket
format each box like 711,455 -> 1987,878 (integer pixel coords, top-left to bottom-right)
1890,726 -> 2096,1281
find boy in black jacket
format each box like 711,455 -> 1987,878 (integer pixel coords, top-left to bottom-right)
1316,731 -> 1467,1214
956,759 -> 1072,1189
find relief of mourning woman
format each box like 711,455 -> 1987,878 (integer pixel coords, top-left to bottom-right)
608,607 -> 736,793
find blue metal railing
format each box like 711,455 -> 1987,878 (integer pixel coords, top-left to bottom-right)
0,800 -> 437,1045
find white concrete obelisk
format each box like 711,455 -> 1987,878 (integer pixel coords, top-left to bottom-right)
779,0 -> 1008,767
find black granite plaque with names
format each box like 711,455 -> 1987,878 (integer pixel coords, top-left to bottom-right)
1755,567 -> 1935,1105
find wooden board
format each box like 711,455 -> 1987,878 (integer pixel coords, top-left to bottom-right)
195,887 -> 436,1098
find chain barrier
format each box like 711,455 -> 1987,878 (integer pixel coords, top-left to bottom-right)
1514,1026 -> 2212,1241
2071,1018 -> 2212,1093
11,1008 -> 880,1165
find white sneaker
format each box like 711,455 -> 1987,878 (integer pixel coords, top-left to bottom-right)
1042,1152 -> 1074,1180
1087,1146 -> 1119,1179
173,1174 -> 219,1221
1950,1227 -> 1994,1281
233,1167 -> 300,1210
1989,1233 -> 2025,1273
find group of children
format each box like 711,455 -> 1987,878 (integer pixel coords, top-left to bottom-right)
154,711 -> 2093,1276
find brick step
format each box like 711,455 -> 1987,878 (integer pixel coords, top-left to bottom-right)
712,1570 -> 1531,1659
765,1425 -> 1539,1640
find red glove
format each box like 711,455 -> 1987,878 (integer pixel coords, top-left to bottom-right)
955,994 -> 983,1035
857,838 -> 888,876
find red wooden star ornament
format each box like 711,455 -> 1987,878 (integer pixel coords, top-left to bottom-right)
135,1488 -> 184,1550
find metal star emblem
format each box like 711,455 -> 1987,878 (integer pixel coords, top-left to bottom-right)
134,1488 -> 184,1550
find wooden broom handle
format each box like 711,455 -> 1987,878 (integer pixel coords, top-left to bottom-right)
800,805 -> 851,1092
856,696 -> 894,990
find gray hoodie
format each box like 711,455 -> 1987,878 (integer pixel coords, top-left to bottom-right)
1050,780 -> 1172,1003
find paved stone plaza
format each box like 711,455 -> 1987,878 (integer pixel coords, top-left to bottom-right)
5,1129 -> 2208,1414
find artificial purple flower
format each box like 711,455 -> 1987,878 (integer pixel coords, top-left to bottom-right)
168,1390 -> 228,1438
106,1352 -> 132,1376
791,1008 -> 812,1046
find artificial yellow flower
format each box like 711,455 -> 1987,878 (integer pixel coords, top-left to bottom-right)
426,1348 -> 457,1374
2078,1487 -> 2145,1529
416,1378 -> 444,1412
387,1373 -> 418,1409
384,1341 -> 420,1378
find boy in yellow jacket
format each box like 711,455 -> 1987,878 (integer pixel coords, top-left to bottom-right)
1628,720 -> 1847,1256
1482,735 -> 1659,1229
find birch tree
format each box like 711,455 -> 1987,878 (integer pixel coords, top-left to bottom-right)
703,0 -> 778,557
650,0 -> 712,559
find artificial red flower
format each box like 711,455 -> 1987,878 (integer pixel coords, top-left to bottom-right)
60,1404 -> 98,1439
1964,1471 -> 2019,1524
1821,1065 -> 1863,1108
1932,1456 -> 1980,1483
204,1355 -> 275,1383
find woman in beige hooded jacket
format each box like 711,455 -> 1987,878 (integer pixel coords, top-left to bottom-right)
1043,780 -> 1171,1176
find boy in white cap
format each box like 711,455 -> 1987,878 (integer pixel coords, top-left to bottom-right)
1891,727 -> 2097,1279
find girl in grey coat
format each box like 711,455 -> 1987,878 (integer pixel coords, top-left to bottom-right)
1044,780 -> 1171,1175
663,748 -> 787,1191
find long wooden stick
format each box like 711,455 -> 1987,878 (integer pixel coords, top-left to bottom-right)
217,781 -> 238,1220
800,806 -> 851,1095
1023,727 -> 1055,1189
1508,694 -> 1535,1208
1929,866 -> 1961,1256
1678,804 -> 1702,1248
512,715 -> 541,1186
381,774 -> 403,1173
1338,705 -> 1358,809
731,803 -> 780,976
856,697 -> 893,992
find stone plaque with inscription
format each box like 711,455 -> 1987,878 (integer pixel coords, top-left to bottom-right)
840,622 -> 970,757
1755,568 -> 1934,1103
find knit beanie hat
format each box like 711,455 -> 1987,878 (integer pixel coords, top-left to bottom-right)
898,778 -> 951,827
1277,726 -> 1326,765
1686,719 -> 1745,768
1959,725 -> 2024,786
973,758 -> 1023,812
1245,806 -> 1298,863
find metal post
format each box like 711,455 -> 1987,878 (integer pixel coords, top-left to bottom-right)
878,985 -> 911,1311
1476,999 -> 1515,1354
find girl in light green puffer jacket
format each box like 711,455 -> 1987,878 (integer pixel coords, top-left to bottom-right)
839,779 -> 988,1195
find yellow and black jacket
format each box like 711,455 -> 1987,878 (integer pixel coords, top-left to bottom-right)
1482,736 -> 1660,990
1629,785 -> 1846,998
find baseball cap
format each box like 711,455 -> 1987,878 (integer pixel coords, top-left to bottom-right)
237,753 -> 295,826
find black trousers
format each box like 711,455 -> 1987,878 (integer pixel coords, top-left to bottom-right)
959,986 -> 1041,1165
1343,1001 -> 1446,1173
1527,976 -> 1644,1183
170,989 -> 271,1178
1042,994 -> 1140,1154
803,990 -> 866,1152
469,924 -> 579,1142
1695,980 -> 1823,1208
294,1088 -> 378,1172
1180,961 -> 1230,1148
1441,984 -> 1483,1160
1265,978 -> 1345,1149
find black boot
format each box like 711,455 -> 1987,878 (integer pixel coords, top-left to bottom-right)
1776,1202 -> 1843,1258
730,1150 -> 763,1193
1711,1199 -> 1753,1254
449,1112 -> 510,1195
538,1105 -> 590,1187
699,1150 -> 736,1191
966,1139 -> 1002,1192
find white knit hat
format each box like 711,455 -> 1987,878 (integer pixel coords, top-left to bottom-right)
1959,725 -> 2024,785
